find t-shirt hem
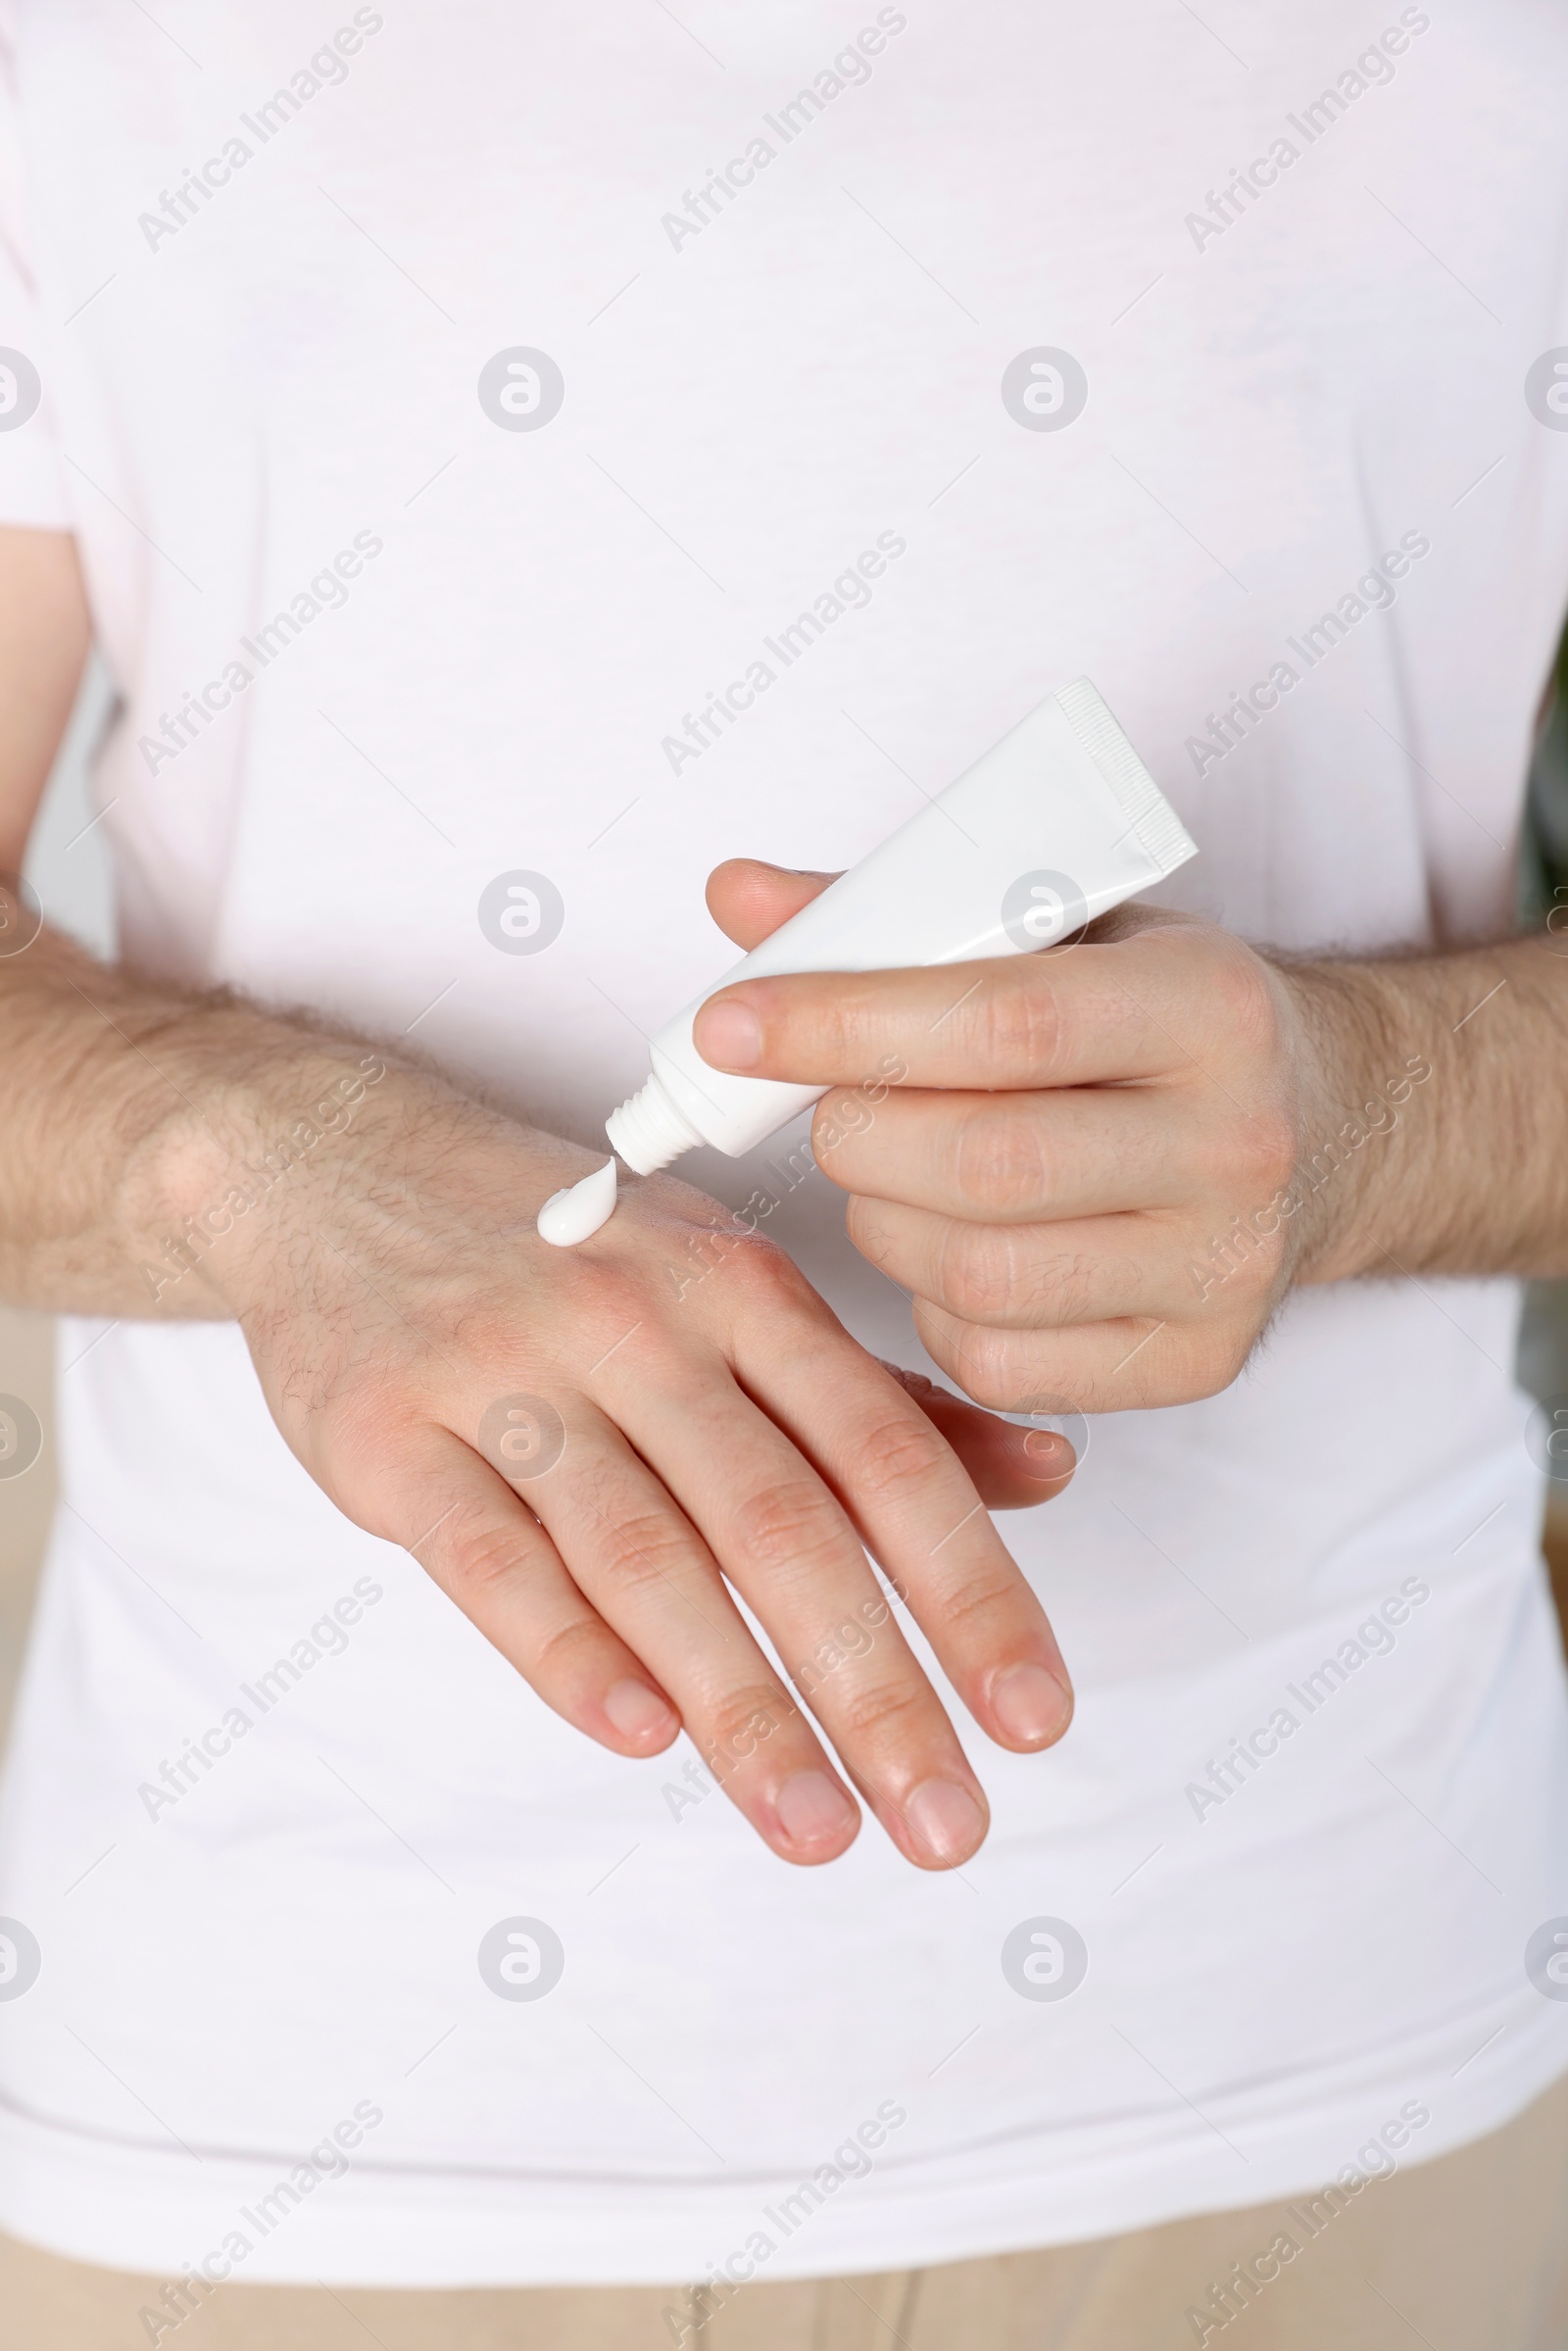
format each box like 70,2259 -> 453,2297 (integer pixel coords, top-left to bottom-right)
0,2032 -> 1563,2290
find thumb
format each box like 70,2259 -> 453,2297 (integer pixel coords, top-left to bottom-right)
706,858 -> 838,952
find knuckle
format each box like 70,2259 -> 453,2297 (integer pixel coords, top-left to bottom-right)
746,1232 -> 807,1287
928,1563 -> 1026,1641
941,1224 -> 1102,1326
848,1407 -> 953,1504
529,1612 -> 609,1690
1034,1246 -> 1103,1325
705,1680 -> 793,1767
939,1221 -> 1021,1321
451,1289 -> 558,1371
1208,939 -> 1284,1059
933,1318 -> 1033,1412
971,967 -> 1063,1078
955,1105 -> 1052,1216
1232,1107 -> 1298,1195
728,1231 -> 815,1305
831,1670 -> 933,1748
730,1475 -> 846,1580
444,1504 -> 533,1599
590,1505 -> 699,1593
1191,1211 -> 1286,1305
446,1296 -> 513,1363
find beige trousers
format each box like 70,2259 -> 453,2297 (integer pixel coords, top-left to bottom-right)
5,2073 -> 1566,2351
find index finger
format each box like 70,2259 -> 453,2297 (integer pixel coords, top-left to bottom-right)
691,940 -> 1185,1091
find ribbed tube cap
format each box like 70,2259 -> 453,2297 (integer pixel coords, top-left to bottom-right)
605,1073 -> 705,1175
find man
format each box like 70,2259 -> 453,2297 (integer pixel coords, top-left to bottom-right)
0,3 -> 1565,2345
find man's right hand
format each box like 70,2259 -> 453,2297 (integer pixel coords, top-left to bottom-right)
186,1057 -> 1076,1871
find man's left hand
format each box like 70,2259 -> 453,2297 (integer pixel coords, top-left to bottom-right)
696,860 -> 1366,1415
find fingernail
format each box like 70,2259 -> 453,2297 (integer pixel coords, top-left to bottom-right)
775,1768 -> 858,1847
905,1778 -> 987,1864
991,1661 -> 1073,1746
604,1678 -> 677,1742
695,998 -> 762,1070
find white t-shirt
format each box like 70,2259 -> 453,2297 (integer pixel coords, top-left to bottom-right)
1,0 -> 1567,2292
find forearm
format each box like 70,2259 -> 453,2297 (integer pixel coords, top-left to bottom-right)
1281,931 -> 1568,1285
0,919 -> 427,1317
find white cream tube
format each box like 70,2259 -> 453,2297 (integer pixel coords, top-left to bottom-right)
607,678 -> 1197,1176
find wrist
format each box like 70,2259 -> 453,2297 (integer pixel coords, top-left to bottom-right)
130,1038 -> 403,1316
1269,957 -> 1432,1288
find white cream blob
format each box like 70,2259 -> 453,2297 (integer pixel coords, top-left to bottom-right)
535,1155 -> 618,1248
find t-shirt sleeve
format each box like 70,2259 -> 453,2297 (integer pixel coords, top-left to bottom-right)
0,29 -> 71,529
